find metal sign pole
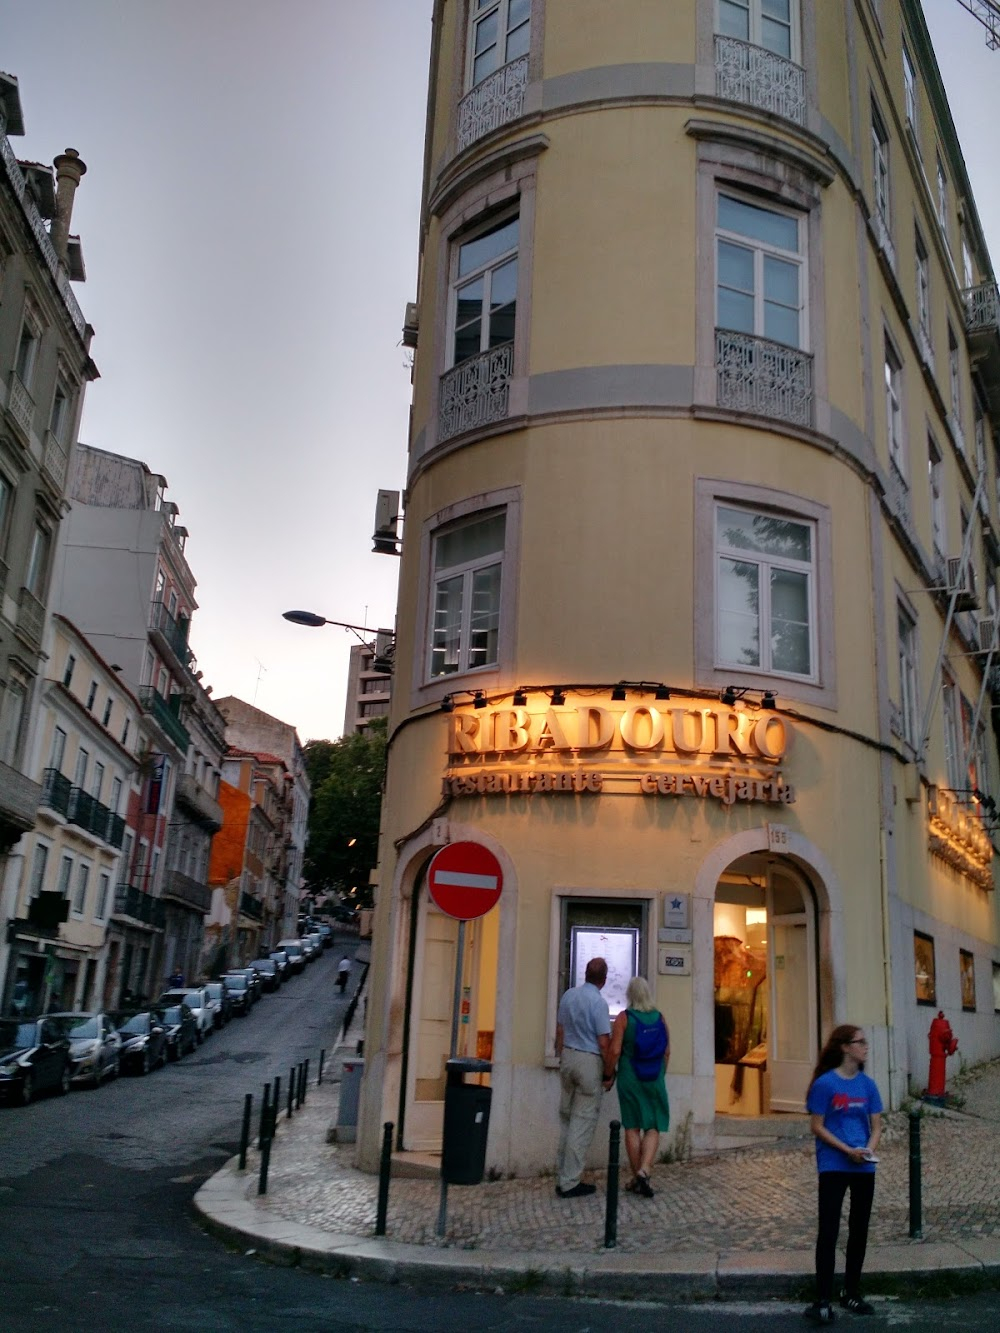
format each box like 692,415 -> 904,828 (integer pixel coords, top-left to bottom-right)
437,919 -> 467,1237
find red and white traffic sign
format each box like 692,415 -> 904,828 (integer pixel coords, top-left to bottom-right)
427,842 -> 503,921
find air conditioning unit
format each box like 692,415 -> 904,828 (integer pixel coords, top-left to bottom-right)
402,301 -> 419,349
946,556 -> 979,612
978,616 -> 996,654
372,488 -> 402,556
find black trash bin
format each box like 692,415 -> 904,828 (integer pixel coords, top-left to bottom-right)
441,1057 -> 492,1185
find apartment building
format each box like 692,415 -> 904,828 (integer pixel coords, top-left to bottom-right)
0,72 -> 97,902
359,0 -> 1000,1176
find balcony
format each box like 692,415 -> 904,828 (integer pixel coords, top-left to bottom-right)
963,282 -> 1000,417
0,761 -> 41,840
65,786 -> 124,847
456,55 -> 529,152
439,342 -> 513,443
5,373 -> 34,441
16,586 -> 45,650
149,600 -> 194,671
714,35 -> 806,126
175,772 -> 223,831
888,460 -> 911,529
239,891 -> 264,923
715,328 -> 814,428
162,869 -> 211,915
112,884 -> 166,930
42,429 -> 69,491
138,686 -> 191,754
871,212 -> 896,273
40,768 -> 72,818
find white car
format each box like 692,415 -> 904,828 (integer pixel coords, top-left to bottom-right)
159,987 -> 213,1042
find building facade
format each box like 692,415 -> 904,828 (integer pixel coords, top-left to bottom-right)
0,616 -> 138,1016
52,445 -> 217,991
343,641 -> 393,736
213,697 -> 310,940
0,74 -> 97,894
360,0 -> 1000,1176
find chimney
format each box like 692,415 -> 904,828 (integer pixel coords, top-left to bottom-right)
50,147 -> 87,267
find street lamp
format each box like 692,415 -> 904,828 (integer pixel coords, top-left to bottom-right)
282,610 -> 395,674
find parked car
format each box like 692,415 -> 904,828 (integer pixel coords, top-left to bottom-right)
161,1002 -> 199,1059
0,1017 -> 72,1105
159,988 -> 212,1042
203,981 -> 232,1027
113,1010 -> 168,1075
220,973 -> 252,1015
268,949 -> 290,981
318,923 -> 334,948
276,938 -> 306,973
249,958 -> 280,991
305,931 -> 323,958
51,1012 -> 122,1087
226,967 -> 262,1004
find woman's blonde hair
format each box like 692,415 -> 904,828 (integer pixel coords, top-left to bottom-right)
626,975 -> 655,1012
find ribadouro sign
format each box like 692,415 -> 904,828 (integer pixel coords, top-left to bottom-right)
443,700 -> 796,807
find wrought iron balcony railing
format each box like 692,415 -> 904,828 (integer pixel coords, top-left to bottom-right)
138,686 -> 191,753
239,891 -> 264,922
714,35 -> 806,126
962,281 -> 999,336
149,600 -> 194,668
439,341 -> 514,443
456,55 -> 529,152
40,768 -> 72,818
715,328 -> 814,428
16,587 -> 45,649
162,869 -> 211,914
0,761 -> 41,833
113,884 -> 166,929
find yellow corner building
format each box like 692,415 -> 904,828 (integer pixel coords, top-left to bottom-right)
358,0 -> 1000,1176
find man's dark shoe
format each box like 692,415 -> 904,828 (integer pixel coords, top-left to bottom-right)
803,1303 -> 836,1324
839,1295 -> 874,1316
557,1182 -> 596,1198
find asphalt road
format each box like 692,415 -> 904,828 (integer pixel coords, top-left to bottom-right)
1,946 -> 997,1332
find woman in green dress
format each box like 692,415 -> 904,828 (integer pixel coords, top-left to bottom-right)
607,975 -> 670,1197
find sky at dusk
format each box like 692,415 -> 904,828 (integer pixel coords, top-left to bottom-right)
2,0 -> 998,744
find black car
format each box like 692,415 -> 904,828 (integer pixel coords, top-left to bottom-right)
268,949 -> 290,981
249,958 -> 280,991
0,1017 -> 71,1105
227,967 -> 262,1003
220,973 -> 252,1015
203,981 -> 232,1027
112,1010 -> 169,1075
160,1003 -> 198,1060
318,923 -> 334,948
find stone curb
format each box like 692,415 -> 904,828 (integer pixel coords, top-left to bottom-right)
193,1157 -> 1000,1299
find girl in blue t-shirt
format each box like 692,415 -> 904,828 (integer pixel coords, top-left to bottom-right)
803,1024 -> 883,1324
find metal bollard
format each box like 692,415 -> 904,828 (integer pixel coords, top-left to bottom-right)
318,1048 -> 325,1085
909,1109 -> 923,1239
258,1130 -> 272,1195
605,1119 -> 621,1249
258,1082 -> 272,1150
287,1066 -> 295,1119
375,1121 -> 394,1236
296,1061 -> 305,1109
271,1076 -> 281,1137
302,1058 -> 310,1104
238,1093 -> 253,1170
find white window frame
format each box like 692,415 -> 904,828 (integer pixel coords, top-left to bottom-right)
25,522 -> 51,598
915,229 -> 932,344
0,682 -> 26,766
942,673 -> 962,790
14,303 -> 42,389
447,211 -> 519,370
72,861 -> 90,917
57,854 -> 73,901
714,500 -> 818,683
0,471 -> 13,555
928,435 -> 946,563
936,155 -> 949,238
903,43 -> 918,136
427,509 -> 506,680
91,760 -> 105,801
897,604 -> 919,749
715,191 -> 807,350
948,325 -> 963,434
871,101 -> 890,225
50,726 -> 67,773
885,336 -> 905,476
961,227 -> 974,292
73,746 -> 89,789
716,0 -> 800,61
974,398 -> 987,487
94,872 -> 111,922
28,842 -> 50,898
465,0 -> 531,91
48,370 -> 74,445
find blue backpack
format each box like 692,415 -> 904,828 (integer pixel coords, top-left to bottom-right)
629,1011 -> 668,1081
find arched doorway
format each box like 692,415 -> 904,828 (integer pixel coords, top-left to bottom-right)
714,853 -> 818,1114
402,880 -> 501,1151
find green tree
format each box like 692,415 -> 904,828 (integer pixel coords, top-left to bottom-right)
303,718 -> 386,909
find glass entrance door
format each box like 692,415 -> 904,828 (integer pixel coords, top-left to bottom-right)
766,866 -> 816,1111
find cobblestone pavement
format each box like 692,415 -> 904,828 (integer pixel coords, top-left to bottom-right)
253,1054 -> 1000,1256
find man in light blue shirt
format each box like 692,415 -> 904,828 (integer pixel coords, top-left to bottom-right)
554,957 -> 612,1197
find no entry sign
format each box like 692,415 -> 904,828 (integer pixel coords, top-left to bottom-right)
427,842 -> 503,921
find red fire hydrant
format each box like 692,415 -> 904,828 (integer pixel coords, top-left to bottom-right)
925,1011 -> 958,1100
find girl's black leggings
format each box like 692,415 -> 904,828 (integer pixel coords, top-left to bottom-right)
815,1171 -> 876,1302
